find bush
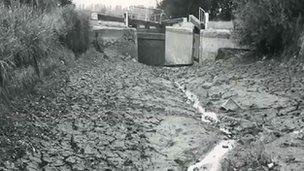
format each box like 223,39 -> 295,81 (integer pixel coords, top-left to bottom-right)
42,6 -> 91,57
0,5 -> 59,93
158,0 -> 234,20
0,3 -> 91,101
234,0 -> 304,55
59,7 -> 91,57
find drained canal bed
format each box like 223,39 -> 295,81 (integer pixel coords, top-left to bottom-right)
0,49 -> 223,170
2,48 -> 304,170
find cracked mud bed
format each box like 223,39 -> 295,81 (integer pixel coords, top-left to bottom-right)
167,54 -> 304,170
0,49 -> 222,170
1,48 -> 304,171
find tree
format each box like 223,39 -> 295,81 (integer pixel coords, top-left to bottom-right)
58,0 -> 72,6
234,0 -> 304,55
2,0 -> 73,9
158,0 -> 233,20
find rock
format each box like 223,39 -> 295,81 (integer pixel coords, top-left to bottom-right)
222,145 -> 229,149
267,163 -> 274,169
28,154 -> 42,163
174,159 -> 186,167
62,150 -> 73,157
202,82 -> 213,89
43,166 -> 58,171
84,145 -> 94,155
73,163 -> 86,171
300,110 -> 304,116
4,161 -> 15,170
26,162 -> 39,171
42,153 -> 52,163
65,156 -> 77,164
53,158 -> 65,167
221,98 -> 241,111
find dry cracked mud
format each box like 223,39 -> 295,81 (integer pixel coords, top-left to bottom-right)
1,49 -> 304,171
0,49 -> 221,171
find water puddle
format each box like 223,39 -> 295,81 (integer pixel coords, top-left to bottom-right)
174,82 -> 236,171
188,140 -> 235,171
175,82 -> 219,123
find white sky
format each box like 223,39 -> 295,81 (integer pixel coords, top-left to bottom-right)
73,0 -> 158,8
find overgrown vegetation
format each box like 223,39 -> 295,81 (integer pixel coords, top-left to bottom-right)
158,0 -> 234,20
0,1 -> 90,102
234,0 -> 304,56
59,7 -> 91,57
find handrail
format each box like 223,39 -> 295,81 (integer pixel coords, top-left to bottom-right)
199,7 -> 209,29
199,7 -> 206,14
199,7 -> 205,23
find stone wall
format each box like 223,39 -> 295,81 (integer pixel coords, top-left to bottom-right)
92,27 -> 138,60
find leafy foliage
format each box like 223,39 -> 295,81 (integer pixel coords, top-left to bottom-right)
158,0 -> 234,20
0,5 -> 56,89
0,3 -> 90,101
59,7 -> 91,57
3,0 -> 72,10
234,0 -> 304,55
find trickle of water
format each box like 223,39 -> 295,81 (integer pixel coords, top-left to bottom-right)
188,140 -> 236,171
175,82 -> 219,123
174,81 -> 236,171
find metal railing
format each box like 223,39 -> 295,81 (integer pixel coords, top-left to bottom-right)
199,7 -> 209,29
199,7 -> 206,23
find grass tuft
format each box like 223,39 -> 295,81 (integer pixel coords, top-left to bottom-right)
0,3 -> 91,101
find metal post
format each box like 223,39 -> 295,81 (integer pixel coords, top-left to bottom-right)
199,7 -> 205,22
125,11 -> 129,27
204,13 -> 209,29
199,7 -> 201,22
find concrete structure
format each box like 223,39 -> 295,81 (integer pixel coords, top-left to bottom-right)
91,12 -> 98,20
208,21 -> 234,30
198,21 -> 242,62
92,27 -> 138,59
165,26 -> 194,66
91,11 -> 242,65
200,29 -> 238,61
137,32 -> 165,66
193,33 -> 200,61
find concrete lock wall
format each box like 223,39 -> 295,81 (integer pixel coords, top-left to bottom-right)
92,27 -> 138,59
200,29 -> 238,62
193,33 -> 200,61
208,21 -> 234,30
199,20 -> 242,62
165,26 -> 194,66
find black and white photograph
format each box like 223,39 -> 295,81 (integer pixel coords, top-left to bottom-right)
1,0 -> 304,170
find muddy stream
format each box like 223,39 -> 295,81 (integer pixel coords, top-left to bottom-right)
174,82 -> 236,171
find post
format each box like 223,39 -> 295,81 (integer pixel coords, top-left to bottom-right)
199,7 -> 205,23
124,11 -> 129,27
183,17 -> 187,23
199,7 -> 202,22
204,13 -> 209,29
